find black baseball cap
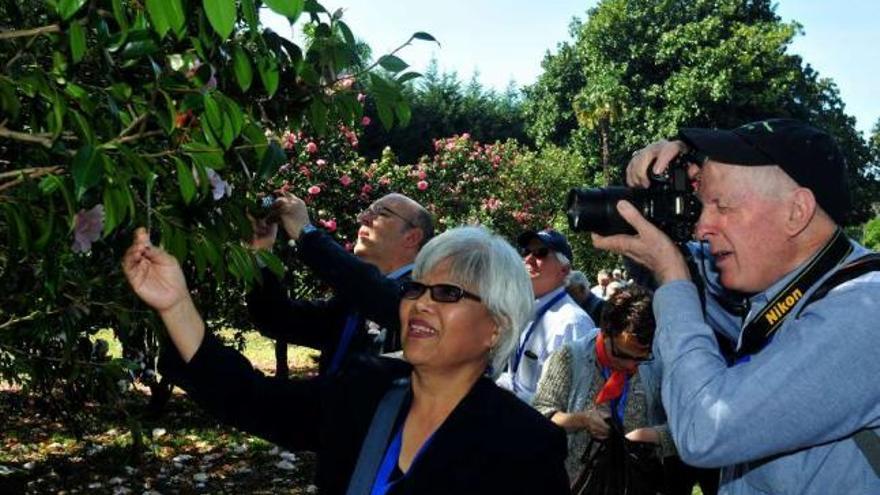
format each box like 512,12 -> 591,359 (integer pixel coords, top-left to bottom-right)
678,118 -> 850,224
517,229 -> 574,264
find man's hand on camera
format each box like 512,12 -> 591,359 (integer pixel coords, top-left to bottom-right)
626,139 -> 688,188
591,200 -> 690,286
270,194 -> 311,241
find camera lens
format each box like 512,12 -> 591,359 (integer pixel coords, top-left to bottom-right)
566,187 -> 638,236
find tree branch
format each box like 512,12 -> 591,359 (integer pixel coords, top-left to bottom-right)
0,166 -> 63,193
0,124 -> 55,148
0,311 -> 41,330
0,24 -> 62,40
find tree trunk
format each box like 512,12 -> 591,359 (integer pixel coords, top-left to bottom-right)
274,341 -> 289,378
601,120 -> 611,185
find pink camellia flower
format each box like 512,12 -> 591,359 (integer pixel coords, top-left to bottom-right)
306,142 -> 318,154
206,169 -> 232,200
299,166 -> 312,178
340,174 -> 353,187
461,133 -> 471,140
361,184 -> 373,195
71,204 -> 105,254
316,159 -> 327,167
378,177 -> 391,186
417,170 -> 427,180
417,180 -> 429,191
319,218 -> 337,233
357,93 -> 366,103
344,241 -> 354,252
307,185 -> 322,196
361,116 -> 371,127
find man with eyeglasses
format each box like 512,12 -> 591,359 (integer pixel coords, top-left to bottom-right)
247,193 -> 434,375
496,229 -> 594,403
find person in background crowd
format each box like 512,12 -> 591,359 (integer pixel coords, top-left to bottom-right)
591,269 -> 611,299
497,229 -> 594,403
533,286 -> 675,484
593,118 -> 880,494
566,270 -> 605,324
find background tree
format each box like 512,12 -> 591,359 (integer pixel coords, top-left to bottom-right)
360,59 -> 530,163
523,0 -> 879,221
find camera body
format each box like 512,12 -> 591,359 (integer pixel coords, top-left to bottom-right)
565,154 -> 701,244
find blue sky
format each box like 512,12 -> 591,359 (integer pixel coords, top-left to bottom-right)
263,1 -> 879,135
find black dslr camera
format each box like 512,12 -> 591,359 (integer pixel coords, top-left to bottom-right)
565,153 -> 702,244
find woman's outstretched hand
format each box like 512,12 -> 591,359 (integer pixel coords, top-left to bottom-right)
122,227 -> 204,362
122,227 -> 190,313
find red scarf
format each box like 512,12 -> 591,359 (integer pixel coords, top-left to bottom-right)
594,332 -> 636,405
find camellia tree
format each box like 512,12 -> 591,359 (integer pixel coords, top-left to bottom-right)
0,0 -> 435,440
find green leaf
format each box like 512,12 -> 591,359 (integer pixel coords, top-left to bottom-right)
265,0 -> 304,21
375,99 -> 394,131
256,250 -> 285,278
71,145 -> 103,200
233,45 -> 253,92
241,122 -> 268,161
396,72 -> 422,85
257,55 -> 280,97
111,0 -> 129,30
216,94 -> 243,141
173,157 -> 197,204
58,0 -> 88,21
102,187 -> 120,235
336,21 -> 355,47
0,78 -> 21,121
258,140 -> 286,180
34,204 -> 56,252
40,175 -> 76,218
377,55 -> 408,73
203,0 -> 235,41
68,110 -> 95,144
202,93 -> 222,137
308,98 -> 327,135
411,31 -> 439,45
394,100 -> 412,127
183,142 -> 225,169
69,22 -> 86,62
145,0 -> 170,38
240,0 -> 259,32
120,38 -> 159,59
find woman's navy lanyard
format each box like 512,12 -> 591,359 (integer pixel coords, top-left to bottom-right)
600,367 -> 630,424
510,291 -> 567,381
369,425 -> 435,495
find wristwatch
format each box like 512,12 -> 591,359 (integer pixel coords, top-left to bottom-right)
287,223 -> 317,248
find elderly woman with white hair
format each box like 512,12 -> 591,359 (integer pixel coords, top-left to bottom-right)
123,226 -> 569,494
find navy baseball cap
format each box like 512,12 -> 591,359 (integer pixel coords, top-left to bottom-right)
517,229 -> 574,264
678,118 -> 850,225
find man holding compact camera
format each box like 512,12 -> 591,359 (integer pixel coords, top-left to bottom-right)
589,119 -> 880,494
248,193 -> 433,375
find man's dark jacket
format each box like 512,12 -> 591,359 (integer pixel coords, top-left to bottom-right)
160,336 -> 571,494
246,230 -> 408,373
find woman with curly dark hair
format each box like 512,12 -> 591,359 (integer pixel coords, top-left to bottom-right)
533,285 -> 675,490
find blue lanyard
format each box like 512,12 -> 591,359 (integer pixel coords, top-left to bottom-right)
370,424 -> 435,495
511,291 -> 567,376
600,367 -> 630,424
327,313 -> 360,375
328,267 -> 413,375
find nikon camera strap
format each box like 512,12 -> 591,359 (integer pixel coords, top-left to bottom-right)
732,230 -> 880,477
734,228 -> 852,359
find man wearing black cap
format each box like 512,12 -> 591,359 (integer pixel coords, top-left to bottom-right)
594,119 -> 880,494
497,229 -> 595,402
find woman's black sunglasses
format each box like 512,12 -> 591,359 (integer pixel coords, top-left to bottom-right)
400,281 -> 482,303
